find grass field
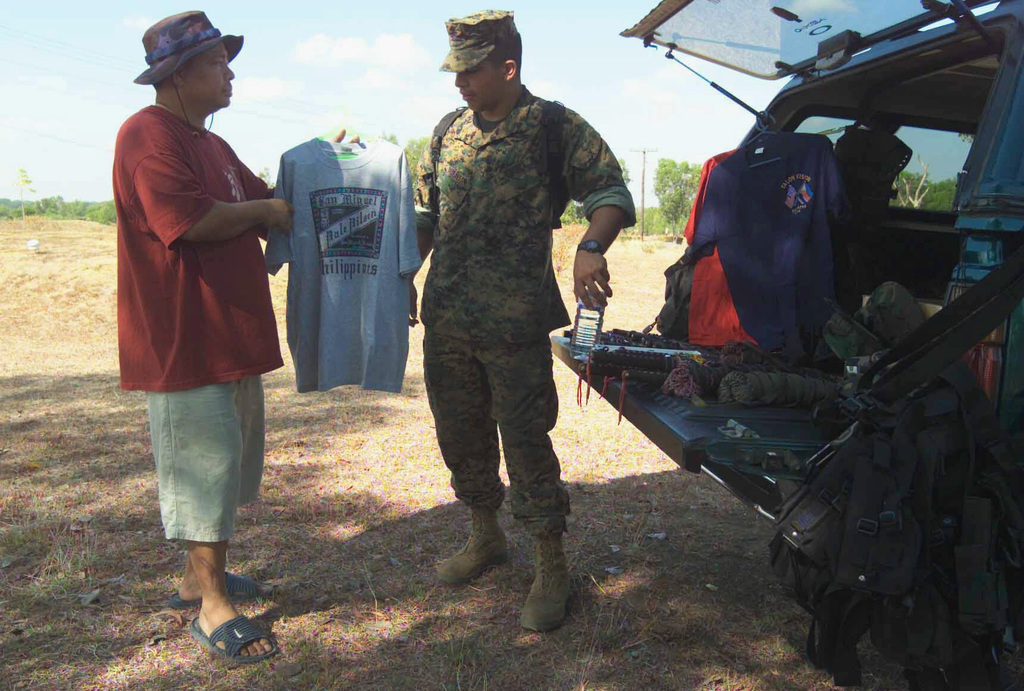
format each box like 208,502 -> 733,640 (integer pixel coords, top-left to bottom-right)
1,219 -> 1017,690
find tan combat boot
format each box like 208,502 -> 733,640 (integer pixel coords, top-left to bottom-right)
519,533 -> 570,632
436,507 -> 509,584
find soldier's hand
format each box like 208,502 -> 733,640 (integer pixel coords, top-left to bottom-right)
409,281 -> 420,327
264,199 -> 294,235
573,250 -> 612,309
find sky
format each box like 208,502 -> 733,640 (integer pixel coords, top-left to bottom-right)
0,1 -> 788,205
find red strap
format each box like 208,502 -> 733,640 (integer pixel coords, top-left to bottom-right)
617,371 -> 629,425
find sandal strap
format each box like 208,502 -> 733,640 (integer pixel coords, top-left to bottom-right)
225,573 -> 259,598
207,616 -> 271,659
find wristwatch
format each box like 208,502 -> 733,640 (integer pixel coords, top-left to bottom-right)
576,239 -> 605,254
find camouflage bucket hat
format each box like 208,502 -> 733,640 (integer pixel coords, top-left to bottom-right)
440,10 -> 517,72
823,281 -> 927,360
134,11 -> 242,85
857,281 -> 926,346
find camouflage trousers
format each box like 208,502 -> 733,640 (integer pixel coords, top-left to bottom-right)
423,329 -> 569,536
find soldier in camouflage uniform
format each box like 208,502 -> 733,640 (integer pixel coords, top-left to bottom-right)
414,10 -> 635,632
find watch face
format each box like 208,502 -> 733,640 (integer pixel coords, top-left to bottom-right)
579,240 -> 603,253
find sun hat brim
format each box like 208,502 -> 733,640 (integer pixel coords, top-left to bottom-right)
134,34 -> 242,86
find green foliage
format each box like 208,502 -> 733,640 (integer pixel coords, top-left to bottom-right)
85,201 -> 117,225
653,158 -> 701,234
617,157 -> 631,186
894,172 -> 958,212
37,196 -> 65,217
0,196 -> 116,225
14,168 -> 35,224
404,136 -> 429,181
637,206 -> 670,235
14,168 -> 34,196
560,201 -> 585,226
381,132 -> 400,145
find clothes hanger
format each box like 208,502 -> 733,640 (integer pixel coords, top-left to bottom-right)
317,127 -> 364,160
747,112 -> 782,169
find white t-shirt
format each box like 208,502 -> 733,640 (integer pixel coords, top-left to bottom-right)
266,139 -> 422,393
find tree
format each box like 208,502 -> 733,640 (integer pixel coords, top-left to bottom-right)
653,158 -> 701,233
897,156 -> 931,209
617,157 -> 631,186
37,195 -> 66,217
404,136 -> 429,181
381,132 -> 399,145
14,168 -> 34,226
257,167 -> 273,189
86,201 -> 117,225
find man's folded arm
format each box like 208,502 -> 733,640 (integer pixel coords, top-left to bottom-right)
182,199 -> 293,243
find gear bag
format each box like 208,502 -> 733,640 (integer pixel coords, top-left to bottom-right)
425,100 -> 569,230
654,244 -> 714,340
770,241 -> 1024,689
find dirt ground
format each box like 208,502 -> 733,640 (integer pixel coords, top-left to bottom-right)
0,219 -> 1018,690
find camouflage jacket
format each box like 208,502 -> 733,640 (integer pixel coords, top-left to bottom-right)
415,87 -> 632,343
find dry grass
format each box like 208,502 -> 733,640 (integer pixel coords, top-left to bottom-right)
1,219 -> 1016,690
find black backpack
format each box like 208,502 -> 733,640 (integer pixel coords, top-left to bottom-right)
424,100 -> 569,230
654,244 -> 713,340
769,241 -> 1024,689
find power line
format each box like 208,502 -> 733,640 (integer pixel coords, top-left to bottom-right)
0,55 -> 395,130
0,23 -> 139,69
0,122 -> 114,154
0,27 -> 425,140
0,30 -> 375,122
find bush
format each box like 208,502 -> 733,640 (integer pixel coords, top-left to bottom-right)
85,201 -> 117,225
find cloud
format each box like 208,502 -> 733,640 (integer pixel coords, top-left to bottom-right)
352,68 -> 408,92
293,35 -> 367,64
292,33 -> 430,72
231,77 -> 305,103
122,15 -> 154,31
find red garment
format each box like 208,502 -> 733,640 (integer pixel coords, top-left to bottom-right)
684,151 -> 756,347
114,106 -> 282,391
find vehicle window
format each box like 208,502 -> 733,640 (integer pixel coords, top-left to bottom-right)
889,126 -> 971,213
794,116 -> 855,144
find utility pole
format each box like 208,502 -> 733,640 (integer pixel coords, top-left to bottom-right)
630,148 -> 657,240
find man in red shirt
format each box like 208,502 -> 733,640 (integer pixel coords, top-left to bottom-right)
113,11 -> 292,664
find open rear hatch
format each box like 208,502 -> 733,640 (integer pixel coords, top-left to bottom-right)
621,0 -> 999,79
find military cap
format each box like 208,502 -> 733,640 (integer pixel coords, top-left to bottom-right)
440,10 -> 518,73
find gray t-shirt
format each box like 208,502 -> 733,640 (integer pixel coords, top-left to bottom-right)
266,139 -> 422,393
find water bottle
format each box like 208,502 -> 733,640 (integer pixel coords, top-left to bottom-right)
570,302 -> 604,358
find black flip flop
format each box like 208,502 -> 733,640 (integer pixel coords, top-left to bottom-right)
189,615 -> 278,666
168,572 -> 270,610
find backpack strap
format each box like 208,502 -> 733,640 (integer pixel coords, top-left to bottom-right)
807,590 -> 872,686
860,240 -> 1024,402
427,102 -> 568,230
541,100 -> 568,229
427,107 -> 467,225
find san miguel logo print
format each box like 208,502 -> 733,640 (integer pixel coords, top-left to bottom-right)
782,174 -> 814,214
310,187 -> 387,277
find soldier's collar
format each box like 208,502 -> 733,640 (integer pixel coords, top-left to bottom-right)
469,86 -> 536,141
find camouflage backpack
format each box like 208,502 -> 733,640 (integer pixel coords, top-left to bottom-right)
770,244 -> 1024,690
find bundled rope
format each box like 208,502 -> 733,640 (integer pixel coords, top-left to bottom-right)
661,358 -> 726,398
720,341 -> 788,370
717,371 -> 838,407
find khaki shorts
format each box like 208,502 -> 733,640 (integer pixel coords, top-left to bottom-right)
146,376 -> 265,542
